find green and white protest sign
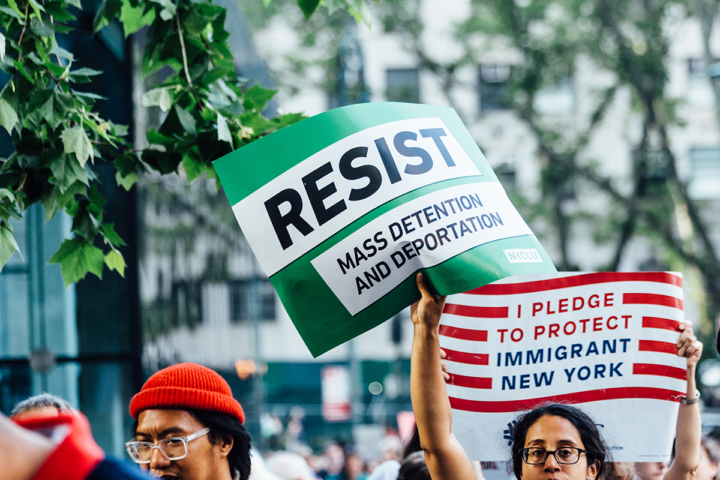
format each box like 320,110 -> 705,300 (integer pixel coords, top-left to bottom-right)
213,103 -> 557,356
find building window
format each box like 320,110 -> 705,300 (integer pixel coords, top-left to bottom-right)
230,279 -> 276,323
479,64 -> 511,111
687,59 -> 714,107
386,69 -> 420,103
689,147 -> 720,199
533,76 -> 575,115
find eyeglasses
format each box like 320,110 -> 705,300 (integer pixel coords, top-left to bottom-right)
125,427 -> 210,464
522,447 -> 587,465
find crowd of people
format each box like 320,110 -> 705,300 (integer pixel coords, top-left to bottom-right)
0,273 -> 714,480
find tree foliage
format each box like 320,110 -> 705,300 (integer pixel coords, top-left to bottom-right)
0,0 -> 364,285
253,0 -> 720,348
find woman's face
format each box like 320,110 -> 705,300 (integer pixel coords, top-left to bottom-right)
521,415 -> 599,480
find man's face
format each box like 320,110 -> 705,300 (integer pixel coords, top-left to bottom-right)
135,409 -> 232,480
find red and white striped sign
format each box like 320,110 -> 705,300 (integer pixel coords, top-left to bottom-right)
442,272 -> 685,462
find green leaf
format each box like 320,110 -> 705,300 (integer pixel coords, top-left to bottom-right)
6,0 -> 23,15
61,127 -> 93,166
70,67 -> 102,76
101,223 -> 126,246
181,150 -> 205,182
217,113 -> 232,145
297,0 -> 321,19
0,224 -> 20,269
46,1 -> 76,20
55,181 -> 87,207
93,0 -> 122,32
149,0 -> 176,21
142,87 -> 173,112
50,44 -> 74,61
115,170 -> 138,190
0,33 -> 5,63
104,249 -> 125,277
40,187 -> 60,220
71,203 -> 101,240
243,84 -> 277,112
49,239 -> 105,287
30,18 -> 55,37
50,155 -> 89,193
142,149 -> 181,174
1,6 -> 23,20
66,0 -> 83,8
120,0 -> 155,37
28,0 -> 45,14
0,188 -> 15,203
175,105 -> 197,136
201,65 -> 233,87
88,184 -> 106,218
0,98 -> 18,134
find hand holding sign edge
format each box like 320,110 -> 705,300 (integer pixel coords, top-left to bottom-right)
410,272 -> 447,332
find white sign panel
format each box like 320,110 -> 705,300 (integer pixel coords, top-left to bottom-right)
442,272 -> 685,462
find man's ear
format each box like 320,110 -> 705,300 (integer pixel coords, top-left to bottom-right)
217,434 -> 233,458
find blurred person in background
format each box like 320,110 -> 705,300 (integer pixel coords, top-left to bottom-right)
366,436 -> 404,480
365,460 -> 379,474
318,444 -> 345,480
379,436 -> 403,463
607,463 -> 639,480
248,450 -> 283,480
695,438 -> 719,480
128,363 -> 251,480
266,451 -> 318,480
340,451 -> 367,480
12,392 -> 76,420
634,462 -> 668,480
397,452 -> 430,480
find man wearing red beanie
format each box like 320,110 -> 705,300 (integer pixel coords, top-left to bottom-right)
127,363 -> 251,480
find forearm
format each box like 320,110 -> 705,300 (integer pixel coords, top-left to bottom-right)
0,414 -> 55,480
411,323 -> 453,452
672,365 -> 701,472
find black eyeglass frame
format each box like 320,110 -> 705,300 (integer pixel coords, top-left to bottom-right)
521,447 -> 588,465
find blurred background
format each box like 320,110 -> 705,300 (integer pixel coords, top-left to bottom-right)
1,0 -> 720,474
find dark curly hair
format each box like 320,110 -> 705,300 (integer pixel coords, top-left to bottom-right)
132,409 -> 251,480
509,404 -> 610,480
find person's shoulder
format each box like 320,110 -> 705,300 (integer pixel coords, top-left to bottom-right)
86,457 -> 155,480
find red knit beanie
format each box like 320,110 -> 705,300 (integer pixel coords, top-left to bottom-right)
129,363 -> 244,423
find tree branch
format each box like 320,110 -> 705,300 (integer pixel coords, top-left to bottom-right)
176,14 -> 193,89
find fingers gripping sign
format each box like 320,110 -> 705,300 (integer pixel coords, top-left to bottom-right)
411,272 -> 447,331
677,322 -> 703,368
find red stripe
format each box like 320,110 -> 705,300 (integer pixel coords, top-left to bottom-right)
443,348 -> 489,365
639,340 -> 678,355
623,293 -> 683,310
439,325 -> 488,341
633,363 -> 687,381
447,373 -> 492,389
443,303 -> 508,318
449,387 -> 684,413
467,272 -> 682,295
642,316 -> 681,332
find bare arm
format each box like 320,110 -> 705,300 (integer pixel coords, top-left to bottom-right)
410,273 -> 476,480
0,414 -> 55,480
663,322 -> 703,480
